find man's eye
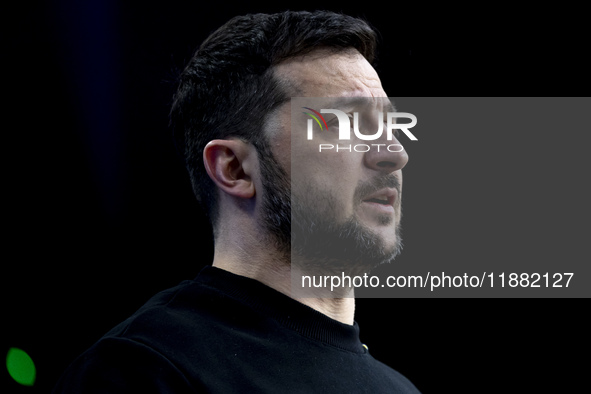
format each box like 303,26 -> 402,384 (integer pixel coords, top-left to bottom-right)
326,116 -> 346,129
326,113 -> 354,131
326,119 -> 339,130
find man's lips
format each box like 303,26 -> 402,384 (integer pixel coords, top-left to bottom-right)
361,188 -> 398,208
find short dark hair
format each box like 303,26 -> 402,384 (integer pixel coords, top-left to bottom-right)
170,10 -> 377,226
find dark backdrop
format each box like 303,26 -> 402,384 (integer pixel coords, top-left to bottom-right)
3,1 -> 588,393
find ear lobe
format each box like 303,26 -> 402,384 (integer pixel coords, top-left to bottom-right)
203,139 -> 256,199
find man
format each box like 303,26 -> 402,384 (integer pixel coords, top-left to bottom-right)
54,10 -> 419,393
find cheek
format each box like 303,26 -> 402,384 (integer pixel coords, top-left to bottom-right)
293,153 -> 357,202
302,151 -> 354,184
308,155 -> 362,219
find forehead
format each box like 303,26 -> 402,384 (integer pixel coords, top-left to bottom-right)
274,49 -> 386,98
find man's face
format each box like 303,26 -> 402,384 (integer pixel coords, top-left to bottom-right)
264,49 -> 409,274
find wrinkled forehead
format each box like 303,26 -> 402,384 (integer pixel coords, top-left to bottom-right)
274,49 -> 387,99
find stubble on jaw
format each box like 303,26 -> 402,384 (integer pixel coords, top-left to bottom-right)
289,175 -> 403,277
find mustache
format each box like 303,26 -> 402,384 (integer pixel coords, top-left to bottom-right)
354,175 -> 401,203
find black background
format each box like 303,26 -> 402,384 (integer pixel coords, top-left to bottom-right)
3,1 -> 589,393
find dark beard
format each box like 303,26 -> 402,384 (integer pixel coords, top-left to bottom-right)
256,142 -> 402,276
256,141 -> 292,254
290,177 -> 403,277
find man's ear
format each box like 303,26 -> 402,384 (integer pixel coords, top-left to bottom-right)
203,139 -> 256,199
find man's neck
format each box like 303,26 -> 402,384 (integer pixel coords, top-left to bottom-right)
296,296 -> 355,326
212,254 -> 356,326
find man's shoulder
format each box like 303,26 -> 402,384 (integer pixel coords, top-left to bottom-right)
104,275 -> 253,344
53,333 -> 198,393
53,276 -> 252,393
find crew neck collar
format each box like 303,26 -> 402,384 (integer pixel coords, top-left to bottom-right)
195,265 -> 366,354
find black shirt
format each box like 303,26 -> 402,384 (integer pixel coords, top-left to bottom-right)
53,266 -> 420,393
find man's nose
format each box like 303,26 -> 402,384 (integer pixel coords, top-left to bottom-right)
363,133 -> 409,173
